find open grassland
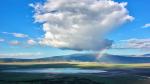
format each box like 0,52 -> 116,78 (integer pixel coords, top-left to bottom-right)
1,62 -> 150,69
1,62 -> 150,84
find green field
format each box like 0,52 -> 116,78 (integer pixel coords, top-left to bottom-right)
0,62 -> 150,84
1,62 -> 150,69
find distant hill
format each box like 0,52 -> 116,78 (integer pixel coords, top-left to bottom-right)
0,58 -> 32,62
1,53 -> 150,64
98,54 -> 150,63
36,54 -> 97,62
142,54 -> 150,57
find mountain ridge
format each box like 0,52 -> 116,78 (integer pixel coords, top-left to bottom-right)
0,53 -> 150,63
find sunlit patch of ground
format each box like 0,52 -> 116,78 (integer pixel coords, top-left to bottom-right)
1,62 -> 150,69
1,62 -> 150,84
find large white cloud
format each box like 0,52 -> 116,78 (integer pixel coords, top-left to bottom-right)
31,0 -> 134,51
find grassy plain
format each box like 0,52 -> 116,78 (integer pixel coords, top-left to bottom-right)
1,62 -> 150,84
1,62 -> 150,69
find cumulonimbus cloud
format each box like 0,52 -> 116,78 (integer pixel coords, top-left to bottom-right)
31,0 -> 134,51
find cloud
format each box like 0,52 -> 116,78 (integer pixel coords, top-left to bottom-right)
2,32 -> 28,38
0,52 -> 43,58
9,40 -> 21,46
142,23 -> 150,28
12,33 -> 28,38
31,0 -> 134,51
113,38 -> 150,49
0,38 -> 5,42
27,39 -> 37,45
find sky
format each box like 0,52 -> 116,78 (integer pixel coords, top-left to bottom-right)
0,0 -> 149,59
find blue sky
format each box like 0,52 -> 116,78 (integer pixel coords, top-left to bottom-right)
109,0 -> 150,40
0,0 -> 150,58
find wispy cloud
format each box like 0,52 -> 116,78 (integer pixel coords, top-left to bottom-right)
0,52 -> 43,58
113,38 -> 150,49
2,32 -> 28,38
27,39 -> 37,45
9,40 -> 21,46
0,38 -> 5,42
1,32 -> 39,46
142,23 -> 150,28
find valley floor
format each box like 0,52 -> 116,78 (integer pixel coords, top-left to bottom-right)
1,62 -> 150,69
1,62 -> 150,84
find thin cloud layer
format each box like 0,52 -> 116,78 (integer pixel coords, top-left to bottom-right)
142,23 -> 150,28
0,52 -> 43,58
2,32 -> 28,38
113,38 -> 150,49
9,40 -> 20,46
27,39 -> 37,45
31,0 -> 134,51
0,38 -> 5,42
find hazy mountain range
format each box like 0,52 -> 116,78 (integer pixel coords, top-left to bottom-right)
0,54 -> 150,64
